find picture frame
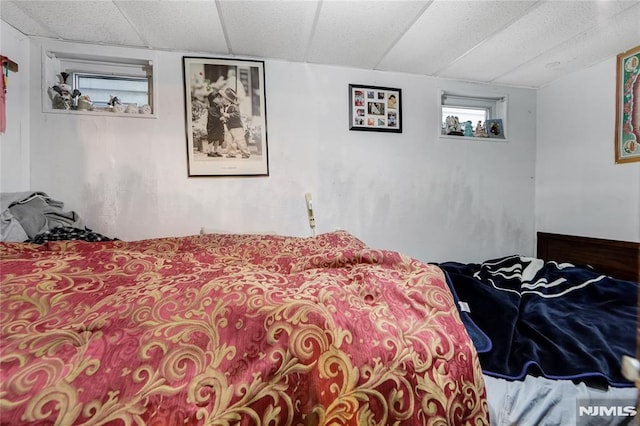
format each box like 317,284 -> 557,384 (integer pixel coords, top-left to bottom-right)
485,118 -> 505,139
183,57 -> 269,176
349,84 -> 402,133
615,45 -> 640,164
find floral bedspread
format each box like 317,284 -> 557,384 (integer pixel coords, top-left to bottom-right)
0,231 -> 488,425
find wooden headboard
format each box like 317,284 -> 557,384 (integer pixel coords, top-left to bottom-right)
537,232 -> 640,282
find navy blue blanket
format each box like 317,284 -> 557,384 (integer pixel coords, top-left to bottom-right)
438,256 -> 638,387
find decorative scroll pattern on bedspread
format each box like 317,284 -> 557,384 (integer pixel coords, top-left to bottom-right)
0,231 -> 488,425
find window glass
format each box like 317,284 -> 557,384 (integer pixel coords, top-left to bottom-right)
442,106 -> 487,130
74,74 -> 149,107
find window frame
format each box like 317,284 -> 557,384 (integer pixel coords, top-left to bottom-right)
42,47 -> 157,117
439,90 -> 508,140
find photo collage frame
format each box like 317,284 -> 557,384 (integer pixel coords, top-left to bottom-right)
349,84 -> 402,133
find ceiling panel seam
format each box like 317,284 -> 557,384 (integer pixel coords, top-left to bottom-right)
113,1 -> 150,48
215,0 -> 233,55
373,0 -> 435,72
303,0 -> 324,63
432,0 -> 544,79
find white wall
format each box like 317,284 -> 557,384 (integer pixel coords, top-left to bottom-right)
536,58 -> 640,242
0,22 -> 30,192
10,35 -> 537,263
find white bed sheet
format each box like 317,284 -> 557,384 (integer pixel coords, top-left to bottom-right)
485,375 -> 637,426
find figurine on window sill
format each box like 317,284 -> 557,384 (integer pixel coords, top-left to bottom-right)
76,95 -> 93,111
48,72 -> 81,110
474,120 -> 488,137
445,115 -> 463,136
108,96 -> 126,113
463,120 -> 474,137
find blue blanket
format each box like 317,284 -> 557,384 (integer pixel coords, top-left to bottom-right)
439,256 -> 638,387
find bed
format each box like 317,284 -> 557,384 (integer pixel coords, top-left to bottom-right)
439,232 -> 639,426
0,230 -> 489,425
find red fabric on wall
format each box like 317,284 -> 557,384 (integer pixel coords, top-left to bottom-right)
1,61 -> 6,134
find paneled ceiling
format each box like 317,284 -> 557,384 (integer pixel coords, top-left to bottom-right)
2,0 -> 639,88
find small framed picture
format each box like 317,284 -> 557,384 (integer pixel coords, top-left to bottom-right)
349,84 -> 402,133
485,119 -> 505,139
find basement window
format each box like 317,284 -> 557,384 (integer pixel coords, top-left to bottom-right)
42,50 -> 156,116
440,91 -> 507,139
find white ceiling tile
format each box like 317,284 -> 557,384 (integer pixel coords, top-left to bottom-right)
219,0 -> 318,61
0,0 -> 58,38
1,0 -> 638,88
440,0 -> 639,83
306,0 -> 429,69
6,1 -> 146,47
494,2 -> 640,87
115,1 -> 227,53
377,0 -> 538,76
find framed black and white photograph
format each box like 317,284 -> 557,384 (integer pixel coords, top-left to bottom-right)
485,118 -> 505,139
183,57 -> 269,176
349,84 -> 402,133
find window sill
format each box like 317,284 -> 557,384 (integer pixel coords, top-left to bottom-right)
439,134 -> 507,143
43,108 -> 157,119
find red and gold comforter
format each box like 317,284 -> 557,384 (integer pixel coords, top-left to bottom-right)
0,231 -> 488,425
